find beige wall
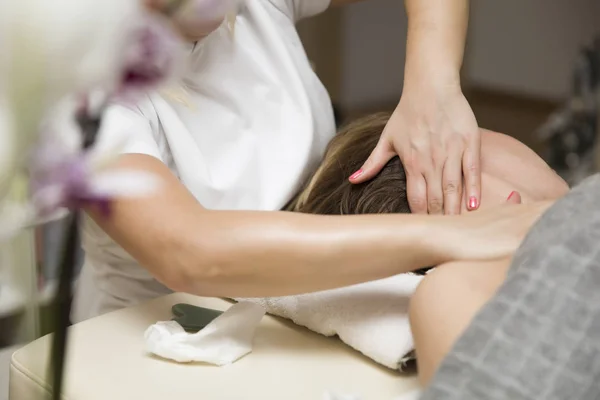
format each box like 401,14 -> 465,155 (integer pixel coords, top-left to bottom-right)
297,8 -> 343,102
340,0 -> 407,110
465,0 -> 599,101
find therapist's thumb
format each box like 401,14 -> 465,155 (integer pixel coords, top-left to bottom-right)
506,191 -> 522,204
349,140 -> 395,184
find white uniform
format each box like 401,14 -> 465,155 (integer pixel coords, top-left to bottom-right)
72,0 -> 335,323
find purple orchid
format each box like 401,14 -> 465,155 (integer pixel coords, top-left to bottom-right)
29,127 -> 159,222
118,14 -> 184,98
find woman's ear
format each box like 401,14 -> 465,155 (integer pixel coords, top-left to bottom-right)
506,191 -> 522,204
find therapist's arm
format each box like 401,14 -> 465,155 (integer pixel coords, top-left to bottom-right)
85,154 -> 543,298
403,0 -> 469,86
341,0 -> 478,217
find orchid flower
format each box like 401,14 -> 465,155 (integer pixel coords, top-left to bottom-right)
30,99 -> 160,218
0,95 -> 161,243
0,0 -> 140,198
119,14 -> 185,99
0,0 -> 207,394
0,137 -> 158,243
0,0 -> 189,238
0,0 -> 188,213
30,134 -> 160,219
0,0 -> 243,208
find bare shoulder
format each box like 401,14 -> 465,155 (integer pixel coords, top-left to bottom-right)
479,129 -> 569,200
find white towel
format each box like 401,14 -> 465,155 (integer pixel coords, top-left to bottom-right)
144,302 -> 266,365
236,273 -> 424,370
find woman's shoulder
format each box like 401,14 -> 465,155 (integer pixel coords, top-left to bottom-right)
480,129 -> 569,201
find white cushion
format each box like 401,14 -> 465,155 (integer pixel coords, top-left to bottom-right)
9,293 -> 419,400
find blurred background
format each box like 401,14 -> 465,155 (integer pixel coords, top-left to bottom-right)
1,1 -> 599,395
299,0 -> 599,173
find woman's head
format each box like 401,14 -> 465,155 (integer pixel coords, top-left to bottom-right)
288,112 -> 410,215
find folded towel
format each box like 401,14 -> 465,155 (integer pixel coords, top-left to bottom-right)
236,273 -> 424,370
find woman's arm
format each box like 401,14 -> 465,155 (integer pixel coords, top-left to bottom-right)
86,154 -> 547,298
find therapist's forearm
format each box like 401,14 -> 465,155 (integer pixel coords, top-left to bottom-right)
91,155 -> 475,298
161,210 -> 457,298
403,0 -> 469,89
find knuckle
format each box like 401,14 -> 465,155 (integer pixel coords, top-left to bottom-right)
466,162 -> 479,174
403,155 -> 424,174
459,129 -> 472,140
428,197 -> 443,212
432,152 -> 447,168
410,137 -> 431,153
409,196 -> 427,209
444,181 -> 460,195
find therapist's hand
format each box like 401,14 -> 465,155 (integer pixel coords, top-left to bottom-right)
349,83 -> 480,215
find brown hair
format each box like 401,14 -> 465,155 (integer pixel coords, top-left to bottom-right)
287,112 -> 430,274
287,112 -> 409,215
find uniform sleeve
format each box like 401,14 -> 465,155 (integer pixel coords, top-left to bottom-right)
269,0 -> 331,22
94,103 -> 166,163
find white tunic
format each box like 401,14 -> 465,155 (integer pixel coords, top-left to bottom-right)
72,0 -> 335,323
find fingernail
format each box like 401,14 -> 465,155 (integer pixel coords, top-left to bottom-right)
507,191 -> 516,200
468,196 -> 478,210
349,169 -> 363,180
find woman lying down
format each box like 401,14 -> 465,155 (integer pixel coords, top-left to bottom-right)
279,112 -> 568,385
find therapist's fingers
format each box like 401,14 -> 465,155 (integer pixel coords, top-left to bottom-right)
463,135 -> 482,211
425,164 -> 444,215
349,138 -> 395,184
406,170 -> 429,214
442,149 -> 463,215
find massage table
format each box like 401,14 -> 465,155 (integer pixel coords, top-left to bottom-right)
9,293 -> 420,400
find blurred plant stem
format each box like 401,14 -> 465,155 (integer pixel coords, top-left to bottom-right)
48,211 -> 79,400
10,173 -> 40,344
